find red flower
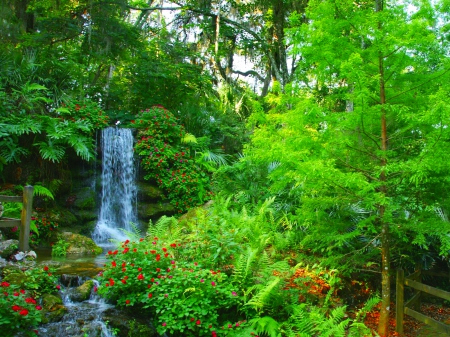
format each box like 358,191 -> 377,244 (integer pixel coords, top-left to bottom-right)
190,318 -> 195,322
137,274 -> 144,280
164,253 -> 169,258
122,262 -> 126,267
25,298 -> 36,304
19,309 -> 29,316
138,267 -> 142,271
44,266 -> 49,271
20,289 -> 25,294
111,261 -> 117,267
150,250 -> 156,254
125,299 -> 130,305
12,305 -> 21,311
156,254 -> 161,262
133,248 -> 137,253
1,281 -> 10,287
13,292 -> 19,296
156,268 -> 161,272
148,293 -> 153,298
170,243 -> 177,248
139,238 -> 144,242
121,279 -> 126,284
35,305 -> 42,310
196,320 -> 201,325
56,285 -> 61,290
162,247 -> 167,252
212,331 -> 217,337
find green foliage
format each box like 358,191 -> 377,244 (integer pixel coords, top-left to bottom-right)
134,106 -> 212,212
97,237 -> 244,336
51,238 -> 69,257
30,216 -> 58,246
3,265 -> 59,298
0,282 -> 42,337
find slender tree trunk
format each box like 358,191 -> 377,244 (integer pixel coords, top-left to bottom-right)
376,0 -> 390,336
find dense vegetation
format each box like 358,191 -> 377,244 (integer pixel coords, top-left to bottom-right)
1,0 -> 450,336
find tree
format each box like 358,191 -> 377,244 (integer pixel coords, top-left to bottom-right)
235,0 -> 450,335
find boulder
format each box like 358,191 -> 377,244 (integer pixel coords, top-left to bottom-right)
0,239 -> 19,258
58,232 -> 102,255
41,293 -> 68,323
136,182 -> 163,202
70,279 -> 94,302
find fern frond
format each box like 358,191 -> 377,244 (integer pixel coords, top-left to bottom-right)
248,316 -> 281,337
34,140 -> 65,162
245,277 -> 281,311
33,184 -> 55,200
182,133 -> 197,143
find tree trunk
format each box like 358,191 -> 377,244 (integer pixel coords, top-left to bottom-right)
376,0 -> 390,336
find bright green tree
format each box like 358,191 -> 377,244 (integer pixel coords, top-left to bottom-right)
235,0 -> 450,335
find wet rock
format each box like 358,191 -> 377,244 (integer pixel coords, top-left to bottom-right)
59,232 -> 102,255
0,239 -> 19,258
137,182 -> 163,202
102,307 -> 156,337
41,293 -> 68,323
60,274 -> 84,287
71,279 -> 94,302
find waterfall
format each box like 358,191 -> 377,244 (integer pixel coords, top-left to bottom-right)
92,127 -> 137,245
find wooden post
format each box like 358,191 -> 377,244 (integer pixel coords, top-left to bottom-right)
396,268 -> 405,336
19,185 -> 33,251
414,264 -> 422,311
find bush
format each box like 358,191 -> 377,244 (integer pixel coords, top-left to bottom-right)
133,106 -> 211,213
0,281 -> 43,336
97,237 -> 245,336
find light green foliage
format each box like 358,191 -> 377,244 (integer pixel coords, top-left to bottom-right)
51,239 -> 70,257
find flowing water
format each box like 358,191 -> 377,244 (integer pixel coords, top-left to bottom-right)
92,127 -> 137,245
35,279 -> 116,337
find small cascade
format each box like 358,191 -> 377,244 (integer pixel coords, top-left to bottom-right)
92,127 -> 137,245
35,280 -> 115,337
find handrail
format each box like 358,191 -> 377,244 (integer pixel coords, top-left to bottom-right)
0,185 -> 34,251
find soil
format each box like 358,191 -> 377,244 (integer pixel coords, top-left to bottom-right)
363,303 -> 450,337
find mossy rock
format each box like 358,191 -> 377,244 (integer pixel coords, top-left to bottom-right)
137,202 -> 175,221
71,279 -> 94,302
58,232 -> 102,255
72,188 -> 97,210
178,201 -> 213,225
0,239 -> 19,258
136,182 -> 163,202
41,293 -> 67,323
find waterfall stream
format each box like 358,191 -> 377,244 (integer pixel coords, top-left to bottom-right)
92,127 -> 137,245
35,280 -> 115,337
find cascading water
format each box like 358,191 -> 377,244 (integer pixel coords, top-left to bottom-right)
92,127 -> 137,245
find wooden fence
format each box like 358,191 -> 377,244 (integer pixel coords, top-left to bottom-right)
396,268 -> 450,335
0,185 -> 33,251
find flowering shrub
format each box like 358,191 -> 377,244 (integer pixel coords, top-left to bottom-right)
0,281 -> 42,336
3,265 -> 59,298
97,237 -> 245,336
133,106 -> 210,212
59,100 -> 109,129
30,216 -> 59,246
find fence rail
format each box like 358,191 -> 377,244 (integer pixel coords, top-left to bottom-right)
396,268 -> 450,335
0,186 -> 33,251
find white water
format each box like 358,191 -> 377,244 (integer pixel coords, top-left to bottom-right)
35,280 -> 116,337
92,127 -> 137,245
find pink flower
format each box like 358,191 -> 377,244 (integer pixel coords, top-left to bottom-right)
232,291 -> 237,296
35,305 -> 42,310
162,322 -> 167,327
211,281 -> 216,287
56,285 -> 61,290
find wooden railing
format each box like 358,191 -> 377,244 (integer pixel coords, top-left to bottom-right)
0,185 -> 34,251
396,268 -> 450,335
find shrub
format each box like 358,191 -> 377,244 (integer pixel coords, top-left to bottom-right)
0,281 -> 43,336
133,106 -> 211,212
97,237 -> 245,336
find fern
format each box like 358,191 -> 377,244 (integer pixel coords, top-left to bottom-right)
32,184 -> 55,200
34,140 -> 65,162
245,277 -> 281,312
147,216 -> 184,242
248,316 -> 281,337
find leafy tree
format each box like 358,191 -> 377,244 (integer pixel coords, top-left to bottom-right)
227,0 -> 450,335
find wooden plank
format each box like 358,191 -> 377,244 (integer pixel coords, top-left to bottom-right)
0,195 -> 22,202
396,268 -> 405,335
405,291 -> 421,309
19,186 -> 33,251
404,279 -> 450,301
0,218 -> 22,227
405,307 -> 450,334
406,270 -> 421,281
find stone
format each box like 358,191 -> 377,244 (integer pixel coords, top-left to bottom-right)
0,239 -> 19,258
41,293 -> 68,323
70,279 -> 94,302
58,232 -> 102,255
136,182 -> 164,202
